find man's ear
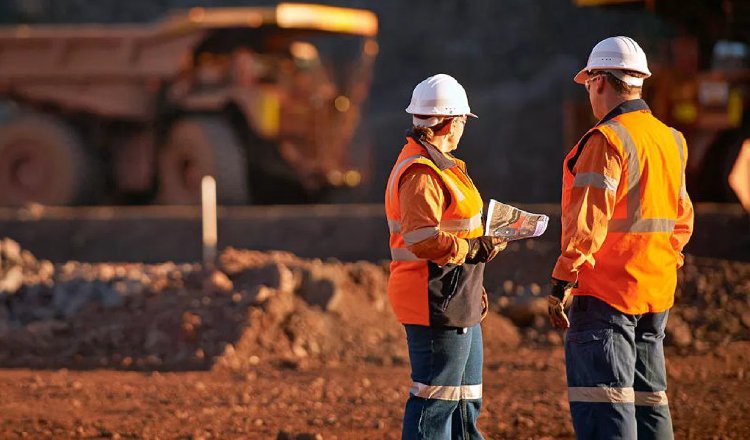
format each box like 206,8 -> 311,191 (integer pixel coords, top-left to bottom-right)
595,76 -> 607,94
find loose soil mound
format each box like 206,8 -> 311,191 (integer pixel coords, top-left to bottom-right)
0,239 -> 747,371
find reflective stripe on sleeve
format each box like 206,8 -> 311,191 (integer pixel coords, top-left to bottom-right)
635,390 -> 669,406
387,219 -> 401,233
389,213 -> 482,237
568,386 -> 635,403
573,172 -> 619,192
386,154 -> 426,202
439,213 -> 482,232
410,382 -> 482,401
403,227 -> 439,245
390,247 -> 425,261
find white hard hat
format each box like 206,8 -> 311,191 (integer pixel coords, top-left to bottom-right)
574,36 -> 651,87
406,74 -> 477,127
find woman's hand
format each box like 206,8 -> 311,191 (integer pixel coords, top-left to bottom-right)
464,236 -> 508,264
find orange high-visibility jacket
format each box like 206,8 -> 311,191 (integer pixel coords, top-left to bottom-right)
554,100 -> 694,314
385,136 -> 485,327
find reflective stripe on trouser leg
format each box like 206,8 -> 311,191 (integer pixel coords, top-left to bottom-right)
402,324 -> 483,440
634,309 -> 674,439
410,383 -> 482,400
635,390 -> 668,406
565,296 -> 637,439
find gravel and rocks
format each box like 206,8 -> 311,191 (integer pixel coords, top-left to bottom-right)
0,238 -> 749,438
1,238 -> 748,372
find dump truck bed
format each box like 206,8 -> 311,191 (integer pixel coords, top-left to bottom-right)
0,4 -> 377,119
0,5 -> 377,81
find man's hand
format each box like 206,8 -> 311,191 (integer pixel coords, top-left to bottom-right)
465,236 -> 508,264
547,278 -> 575,329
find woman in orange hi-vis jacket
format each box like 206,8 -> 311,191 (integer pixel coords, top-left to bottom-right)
547,37 -> 694,439
385,74 -> 507,439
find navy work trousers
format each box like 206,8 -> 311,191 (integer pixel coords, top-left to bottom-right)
402,323 -> 484,440
565,295 -> 673,440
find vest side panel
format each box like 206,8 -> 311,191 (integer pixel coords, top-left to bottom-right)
387,261 -> 430,325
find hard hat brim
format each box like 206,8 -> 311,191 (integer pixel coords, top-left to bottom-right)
573,68 -> 589,85
406,110 -> 478,118
573,67 -> 650,86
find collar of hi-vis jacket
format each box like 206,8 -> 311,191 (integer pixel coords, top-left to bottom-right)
598,98 -> 650,125
405,132 -> 457,171
568,99 -> 650,172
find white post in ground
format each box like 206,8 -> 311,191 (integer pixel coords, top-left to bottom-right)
201,175 -> 218,270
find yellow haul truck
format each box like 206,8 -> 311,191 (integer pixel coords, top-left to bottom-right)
0,4 -> 378,205
574,0 -> 750,211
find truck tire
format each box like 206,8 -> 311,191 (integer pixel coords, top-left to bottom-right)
156,116 -> 249,205
0,113 -> 96,206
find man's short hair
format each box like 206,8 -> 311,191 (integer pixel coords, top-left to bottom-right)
601,70 -> 646,95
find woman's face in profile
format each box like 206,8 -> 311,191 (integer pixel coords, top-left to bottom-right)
446,116 -> 467,151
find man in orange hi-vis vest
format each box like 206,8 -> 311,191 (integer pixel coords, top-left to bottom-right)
385,74 -> 507,439
547,36 -> 694,439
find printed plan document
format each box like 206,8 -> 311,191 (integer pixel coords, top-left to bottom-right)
484,199 -> 549,241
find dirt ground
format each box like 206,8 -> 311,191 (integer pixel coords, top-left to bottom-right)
0,342 -> 748,439
1,240 -> 749,439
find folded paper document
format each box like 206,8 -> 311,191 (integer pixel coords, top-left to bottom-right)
484,199 -> 549,241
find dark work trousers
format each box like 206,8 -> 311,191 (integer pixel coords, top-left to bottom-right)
565,295 -> 673,440
402,323 -> 484,440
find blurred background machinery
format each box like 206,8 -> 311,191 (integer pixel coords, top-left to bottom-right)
0,3 -> 378,206
573,0 -> 750,210
0,0 -> 748,213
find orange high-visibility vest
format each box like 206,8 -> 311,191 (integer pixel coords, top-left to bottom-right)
562,107 -> 688,314
385,136 -> 484,326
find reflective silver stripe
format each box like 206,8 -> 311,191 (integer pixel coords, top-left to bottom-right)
440,212 -> 482,232
671,128 -> 688,199
573,172 -> 619,192
390,213 -> 482,236
635,390 -> 669,406
410,382 -> 482,401
386,154 -> 425,202
604,120 -> 641,221
403,227 -> 439,245
387,219 -> 401,233
442,175 -> 466,202
568,386 -> 635,403
386,154 -> 466,204
390,247 -> 424,261
621,218 -> 675,233
604,121 -> 676,234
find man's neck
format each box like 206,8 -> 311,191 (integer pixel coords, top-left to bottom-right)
605,95 -> 641,114
600,94 -> 641,120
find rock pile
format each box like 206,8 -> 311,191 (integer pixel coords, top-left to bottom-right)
0,237 -> 54,293
0,241 -> 417,370
1,237 -> 748,371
